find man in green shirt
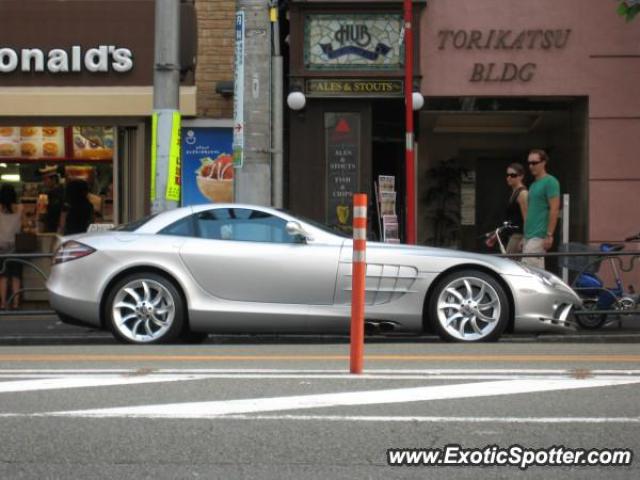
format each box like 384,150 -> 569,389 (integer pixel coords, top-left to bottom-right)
523,149 -> 560,269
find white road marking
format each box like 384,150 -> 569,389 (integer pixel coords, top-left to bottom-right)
52,378 -> 640,419
0,369 -> 638,374
145,414 -> 640,424
4,373 -> 638,381
0,374 -> 209,393
0,369 -> 639,382
1,413 -> 639,424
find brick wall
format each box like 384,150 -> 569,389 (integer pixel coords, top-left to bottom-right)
195,0 -> 235,118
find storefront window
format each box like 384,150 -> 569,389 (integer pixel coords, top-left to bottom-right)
0,126 -> 114,234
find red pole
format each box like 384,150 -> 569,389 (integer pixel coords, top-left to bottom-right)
350,193 -> 367,374
404,0 -> 416,244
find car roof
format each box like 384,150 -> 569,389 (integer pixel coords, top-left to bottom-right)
134,203 -> 297,234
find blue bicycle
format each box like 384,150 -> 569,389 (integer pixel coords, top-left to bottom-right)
561,232 -> 640,329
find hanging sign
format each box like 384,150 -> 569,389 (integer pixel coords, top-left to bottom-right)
165,112 -> 182,202
232,11 -> 245,168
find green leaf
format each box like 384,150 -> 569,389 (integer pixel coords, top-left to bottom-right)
628,6 -> 640,20
618,2 -> 629,16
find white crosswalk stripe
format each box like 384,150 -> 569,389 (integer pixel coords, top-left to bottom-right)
51,377 -> 640,419
0,369 -> 639,422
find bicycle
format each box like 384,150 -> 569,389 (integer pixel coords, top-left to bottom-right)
482,222 -> 520,255
559,232 -> 640,329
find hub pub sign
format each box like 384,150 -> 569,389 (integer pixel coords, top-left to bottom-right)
305,14 -> 404,71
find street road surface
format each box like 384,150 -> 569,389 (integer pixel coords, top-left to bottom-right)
0,342 -> 638,479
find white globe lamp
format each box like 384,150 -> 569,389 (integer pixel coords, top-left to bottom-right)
412,91 -> 425,111
287,91 -> 306,111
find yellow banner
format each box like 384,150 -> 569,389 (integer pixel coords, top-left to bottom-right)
165,112 -> 181,202
150,113 -> 158,200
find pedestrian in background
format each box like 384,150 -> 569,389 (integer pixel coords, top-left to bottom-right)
485,163 -> 528,254
39,165 -> 64,234
0,184 -> 23,310
504,163 -> 528,254
523,149 -> 560,269
60,180 -> 94,236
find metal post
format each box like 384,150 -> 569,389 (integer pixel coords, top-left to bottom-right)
271,2 -> 284,208
350,194 -> 367,374
152,0 -> 180,214
403,0 -> 416,244
562,193 -> 570,283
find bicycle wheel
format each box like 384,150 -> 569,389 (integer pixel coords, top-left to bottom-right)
575,299 -> 607,330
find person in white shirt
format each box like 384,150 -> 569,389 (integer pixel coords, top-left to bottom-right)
0,184 -> 24,310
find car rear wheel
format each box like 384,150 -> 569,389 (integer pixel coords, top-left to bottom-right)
429,270 -> 509,342
106,273 -> 184,344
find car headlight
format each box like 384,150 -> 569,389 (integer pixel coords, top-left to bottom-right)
519,263 -> 559,288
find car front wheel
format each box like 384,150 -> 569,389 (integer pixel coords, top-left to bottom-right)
429,270 -> 509,342
106,273 -> 185,344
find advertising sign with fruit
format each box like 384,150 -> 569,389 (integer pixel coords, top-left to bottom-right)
181,127 -> 234,206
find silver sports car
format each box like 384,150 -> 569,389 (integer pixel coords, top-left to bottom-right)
47,204 -> 580,344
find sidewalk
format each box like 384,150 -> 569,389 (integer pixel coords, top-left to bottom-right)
0,313 -> 639,345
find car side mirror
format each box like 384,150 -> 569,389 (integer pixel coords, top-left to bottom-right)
286,221 -> 313,242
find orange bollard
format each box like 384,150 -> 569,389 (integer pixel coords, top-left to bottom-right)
350,193 -> 367,374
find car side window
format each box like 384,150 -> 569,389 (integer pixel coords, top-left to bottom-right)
158,215 -> 195,237
195,208 -> 302,244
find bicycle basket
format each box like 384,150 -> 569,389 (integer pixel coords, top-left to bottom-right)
558,243 -> 602,273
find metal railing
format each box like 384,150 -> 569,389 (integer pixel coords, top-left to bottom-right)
0,253 -> 56,316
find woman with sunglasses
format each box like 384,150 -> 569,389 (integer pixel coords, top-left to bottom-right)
503,163 -> 528,254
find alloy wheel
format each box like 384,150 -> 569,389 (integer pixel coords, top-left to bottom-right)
436,276 -> 501,341
111,279 -> 176,342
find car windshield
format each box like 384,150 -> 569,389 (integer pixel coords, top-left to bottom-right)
279,210 -> 351,239
113,213 -> 159,232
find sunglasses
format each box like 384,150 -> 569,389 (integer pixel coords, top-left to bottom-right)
528,160 -> 543,166
506,173 -> 519,178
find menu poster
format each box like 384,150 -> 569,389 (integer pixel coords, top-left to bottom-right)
460,170 -> 476,226
0,127 -> 18,157
73,126 -> 114,160
380,191 -> 396,216
378,175 -> 395,193
375,174 -> 400,243
382,215 -> 400,243
326,113 -> 360,233
0,126 -> 65,158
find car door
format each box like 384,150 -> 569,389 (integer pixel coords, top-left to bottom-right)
178,207 -> 343,304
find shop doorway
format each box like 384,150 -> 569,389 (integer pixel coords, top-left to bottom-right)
419,97 -> 589,253
371,99 -> 405,241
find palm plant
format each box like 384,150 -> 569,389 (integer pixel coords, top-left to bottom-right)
423,158 -> 467,247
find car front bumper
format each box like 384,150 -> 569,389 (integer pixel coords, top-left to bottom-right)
506,274 -> 581,333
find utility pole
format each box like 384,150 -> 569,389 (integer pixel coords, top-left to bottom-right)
403,0 -> 416,244
270,1 -> 283,208
151,0 -> 180,213
234,0 -> 272,206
